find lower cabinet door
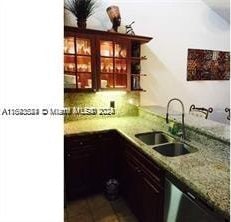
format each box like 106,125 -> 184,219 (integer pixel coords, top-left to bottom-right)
65,153 -> 92,200
121,143 -> 164,222
64,132 -> 120,201
141,177 -> 164,222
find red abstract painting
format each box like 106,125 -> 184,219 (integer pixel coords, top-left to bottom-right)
187,48 -> 230,81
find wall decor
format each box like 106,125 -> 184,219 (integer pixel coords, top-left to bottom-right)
64,0 -> 98,28
106,5 -> 121,32
125,21 -> 135,35
187,48 -> 230,81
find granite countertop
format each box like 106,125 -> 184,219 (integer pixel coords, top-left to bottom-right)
140,106 -> 230,143
65,116 -> 230,219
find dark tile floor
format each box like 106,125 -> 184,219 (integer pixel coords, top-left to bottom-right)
65,194 -> 138,222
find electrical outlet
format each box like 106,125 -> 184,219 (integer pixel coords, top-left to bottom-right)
110,101 -> 115,108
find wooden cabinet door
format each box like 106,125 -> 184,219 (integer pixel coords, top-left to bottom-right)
120,153 -> 143,220
65,149 -> 93,200
64,33 -> 96,92
141,176 -> 164,222
121,141 -> 164,222
64,134 -> 100,200
96,36 -> 131,90
101,134 -> 121,180
64,131 -> 121,200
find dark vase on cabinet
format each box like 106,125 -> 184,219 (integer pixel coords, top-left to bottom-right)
64,26 -> 152,92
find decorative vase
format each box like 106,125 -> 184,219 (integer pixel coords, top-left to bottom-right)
77,20 -> 87,29
106,5 -> 121,32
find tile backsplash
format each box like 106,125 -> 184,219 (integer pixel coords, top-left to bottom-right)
64,92 -> 140,122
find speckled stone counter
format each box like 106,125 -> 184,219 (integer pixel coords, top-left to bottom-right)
65,116 -> 230,219
140,105 -> 230,143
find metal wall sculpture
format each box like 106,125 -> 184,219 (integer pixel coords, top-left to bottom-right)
187,48 -> 230,81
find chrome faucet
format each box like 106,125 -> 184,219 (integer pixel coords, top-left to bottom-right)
166,98 -> 186,140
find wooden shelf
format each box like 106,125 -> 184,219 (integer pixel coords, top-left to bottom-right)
65,26 -> 153,44
100,56 -> 127,59
77,71 -> 92,74
64,53 -> 75,56
76,54 -> 92,57
64,71 -> 76,74
131,88 -> 146,92
131,73 -> 147,76
130,56 -> 147,60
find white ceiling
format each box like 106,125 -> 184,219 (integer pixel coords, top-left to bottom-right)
202,0 -> 230,23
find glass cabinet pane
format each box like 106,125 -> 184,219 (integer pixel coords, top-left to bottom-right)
115,43 -> 127,58
100,74 -> 113,88
78,73 -> 92,89
64,55 -> 76,72
115,59 -> 127,74
64,34 -> 94,91
101,58 -> 113,73
99,40 -> 128,89
64,74 -> 76,88
64,37 -> 75,54
115,74 -> 127,88
100,41 -> 113,57
76,38 -> 91,55
77,56 -> 91,72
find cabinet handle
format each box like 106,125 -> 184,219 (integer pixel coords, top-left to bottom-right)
137,169 -> 142,174
143,178 -> 160,194
67,153 -> 71,157
135,167 -> 142,174
187,192 -> 196,200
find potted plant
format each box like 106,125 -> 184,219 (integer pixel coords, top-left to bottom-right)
64,0 -> 98,28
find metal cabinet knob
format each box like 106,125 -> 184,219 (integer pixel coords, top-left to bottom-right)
136,167 -> 141,173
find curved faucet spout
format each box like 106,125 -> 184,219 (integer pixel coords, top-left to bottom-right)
166,98 -> 186,140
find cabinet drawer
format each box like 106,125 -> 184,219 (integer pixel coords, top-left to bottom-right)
124,143 -> 164,187
64,130 -> 118,150
65,134 -> 99,150
125,153 -> 161,191
65,145 -> 97,158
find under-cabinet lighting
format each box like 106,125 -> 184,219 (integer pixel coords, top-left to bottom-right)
96,91 -> 127,95
128,98 -> 139,106
128,98 -> 134,104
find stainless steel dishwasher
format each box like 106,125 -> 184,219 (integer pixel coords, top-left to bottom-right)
164,178 -> 225,222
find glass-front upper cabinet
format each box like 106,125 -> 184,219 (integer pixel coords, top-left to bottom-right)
64,35 -> 94,91
64,26 -> 152,92
99,40 -> 129,90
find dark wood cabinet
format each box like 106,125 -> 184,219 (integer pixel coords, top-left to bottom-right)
120,141 -> 164,222
64,26 -> 152,92
64,133 -> 98,199
64,33 -> 96,92
64,130 -> 120,200
65,131 -> 164,221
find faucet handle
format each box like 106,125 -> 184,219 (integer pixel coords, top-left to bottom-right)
175,131 -> 189,142
176,131 -> 183,137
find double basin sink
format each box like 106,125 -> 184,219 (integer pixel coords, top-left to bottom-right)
135,131 -> 197,157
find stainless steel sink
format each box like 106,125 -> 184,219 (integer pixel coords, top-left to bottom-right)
135,131 -> 173,145
153,142 -> 197,157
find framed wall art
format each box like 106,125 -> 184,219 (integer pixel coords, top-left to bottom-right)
187,48 -> 230,81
